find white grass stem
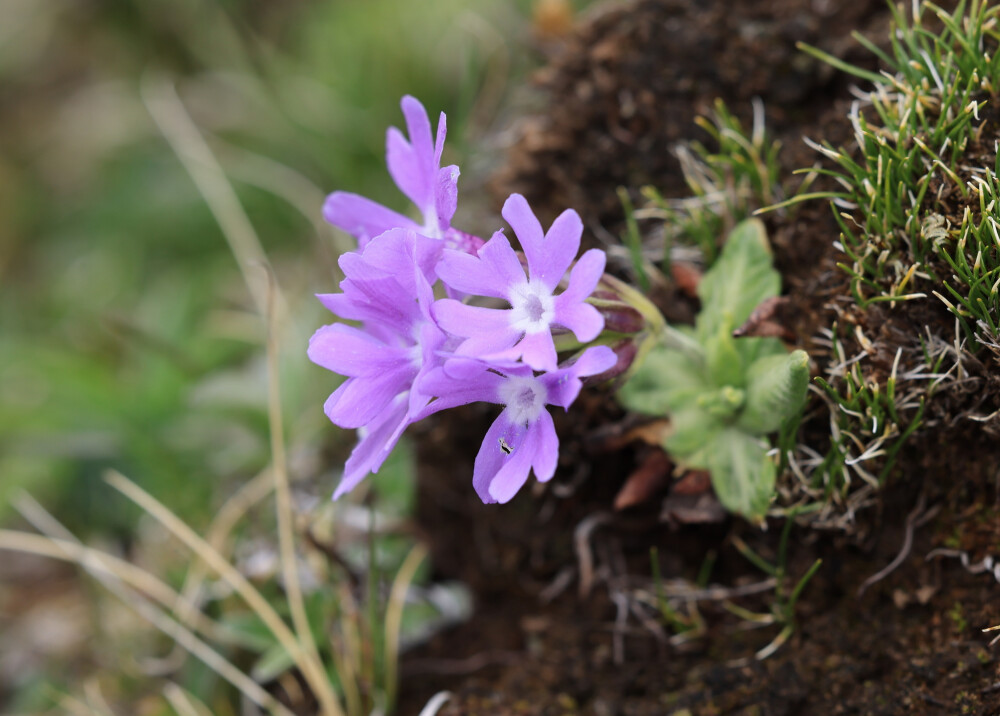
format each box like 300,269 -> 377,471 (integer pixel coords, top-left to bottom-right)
11,498 -> 295,716
162,683 -> 209,716
383,543 -> 428,713
103,469 -> 337,716
158,467 -> 276,673
141,74 -> 279,317
417,691 -> 453,716
0,528 -> 229,643
264,266 -> 343,716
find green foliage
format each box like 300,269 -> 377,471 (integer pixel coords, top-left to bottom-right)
773,1 -> 999,498
0,0 -> 531,709
795,0 -> 999,306
727,509 -> 823,660
0,0 -> 531,527
638,98 -> 783,269
932,159 -> 1000,346
811,325 -> 938,492
618,220 -> 809,520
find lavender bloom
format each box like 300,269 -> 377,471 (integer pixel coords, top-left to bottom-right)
433,194 -> 607,372
418,346 -> 616,503
308,228 -> 446,498
323,95 -> 481,254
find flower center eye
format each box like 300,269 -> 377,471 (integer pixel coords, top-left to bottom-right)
516,385 -> 538,408
499,375 -> 548,425
523,295 -> 545,322
508,280 -> 555,333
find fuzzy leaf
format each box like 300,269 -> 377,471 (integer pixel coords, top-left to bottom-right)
738,349 -> 810,434
617,339 -> 707,416
696,219 -> 781,342
695,386 -> 745,420
663,405 -> 725,462
705,429 -> 775,521
704,317 -> 745,389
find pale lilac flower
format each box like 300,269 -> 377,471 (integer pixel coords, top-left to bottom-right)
418,346 -> 616,503
323,95 -> 481,254
308,228 -> 446,497
433,194 -> 606,372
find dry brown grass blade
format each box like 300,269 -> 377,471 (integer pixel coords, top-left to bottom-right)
0,529 -> 231,643
263,263 -> 343,716
11,497 -> 296,716
151,467 -> 276,675
141,74 -> 278,317
329,583 -> 364,716
384,542 -> 429,713
103,469 -> 342,716
163,683 -> 213,716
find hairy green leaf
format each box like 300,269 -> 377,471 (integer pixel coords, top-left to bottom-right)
705,429 -> 775,521
664,405 -> 726,461
616,338 -> 707,416
739,350 -> 811,434
696,218 -> 781,341
616,219 -> 806,523
704,318 -> 745,388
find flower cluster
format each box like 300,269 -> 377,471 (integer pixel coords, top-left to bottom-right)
309,96 -> 615,503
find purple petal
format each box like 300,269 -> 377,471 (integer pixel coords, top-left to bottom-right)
323,192 -> 417,247
385,96 -> 436,212
502,194 -> 544,268
316,292 -> 360,321
513,330 -> 558,372
433,300 -> 506,336
558,248 -> 606,303
530,410 -> 559,483
406,384 -> 432,424
436,230 -> 524,298
569,344 -> 618,377
359,228 -> 442,293
487,418 -> 541,503
335,275 -> 422,335
415,365 -> 504,419
324,364 -> 415,429
433,111 -> 447,167
541,345 -> 617,409
401,96 -> 435,175
307,324 -> 408,377
530,209 -> 583,291
454,327 -> 524,362
472,414 -> 529,504
414,258 -> 438,323
386,127 -> 426,210
334,396 -> 409,499
553,301 -> 604,343
436,165 -> 460,227
412,323 -> 448,405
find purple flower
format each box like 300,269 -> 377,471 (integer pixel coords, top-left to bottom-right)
432,194 -> 606,372
418,346 -> 617,503
308,228 -> 447,498
323,95 -> 481,254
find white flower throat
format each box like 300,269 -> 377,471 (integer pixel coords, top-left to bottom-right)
499,375 -> 548,426
508,279 -> 555,334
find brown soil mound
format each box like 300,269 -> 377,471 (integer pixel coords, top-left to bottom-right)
400,1 -> 1000,714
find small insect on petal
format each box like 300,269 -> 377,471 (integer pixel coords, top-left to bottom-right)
499,438 -> 514,455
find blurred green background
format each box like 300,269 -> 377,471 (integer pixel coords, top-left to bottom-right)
0,0 -> 585,711
0,0 -> 545,529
